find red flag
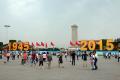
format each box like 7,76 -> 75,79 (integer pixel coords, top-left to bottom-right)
51,42 -> 55,46
41,42 -> 44,47
36,42 -> 40,46
21,42 -> 24,46
31,42 -> 34,46
70,41 -> 75,46
45,43 -> 48,48
76,41 -> 80,46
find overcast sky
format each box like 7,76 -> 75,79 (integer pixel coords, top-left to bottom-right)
0,0 -> 120,47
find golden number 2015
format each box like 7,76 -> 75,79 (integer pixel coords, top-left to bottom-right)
80,39 -> 114,51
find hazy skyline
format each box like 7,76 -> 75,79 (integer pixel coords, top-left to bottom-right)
0,0 -> 120,47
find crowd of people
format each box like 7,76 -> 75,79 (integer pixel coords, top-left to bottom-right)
0,50 -> 120,70
0,50 -> 99,70
103,51 -> 120,62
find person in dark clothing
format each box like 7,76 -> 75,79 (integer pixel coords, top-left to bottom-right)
118,56 -> 120,62
71,51 -> 76,66
0,53 -> 2,59
17,54 -> 19,59
94,57 -> 98,70
12,54 -> 15,60
76,51 -> 79,60
47,53 -> 52,69
38,54 -> 44,69
6,52 -> 10,62
58,53 -> 63,68
31,52 -> 36,66
118,51 -> 120,62
108,52 -> 111,59
81,51 -> 88,67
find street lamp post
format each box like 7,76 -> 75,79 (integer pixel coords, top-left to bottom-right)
4,25 -> 11,43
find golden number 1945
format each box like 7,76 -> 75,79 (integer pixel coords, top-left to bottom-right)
8,42 -> 29,51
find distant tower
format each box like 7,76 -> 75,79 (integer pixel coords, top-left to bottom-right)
71,24 -> 78,43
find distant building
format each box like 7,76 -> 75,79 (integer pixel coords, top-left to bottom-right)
71,24 -> 78,47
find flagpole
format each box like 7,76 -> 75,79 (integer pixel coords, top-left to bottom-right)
50,42 -> 55,53
45,43 -> 48,50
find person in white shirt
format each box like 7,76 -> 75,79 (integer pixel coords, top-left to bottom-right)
43,52 -> 47,62
90,52 -> 94,70
93,51 -> 98,70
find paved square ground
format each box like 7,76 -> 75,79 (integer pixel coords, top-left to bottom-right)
0,56 -> 120,80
